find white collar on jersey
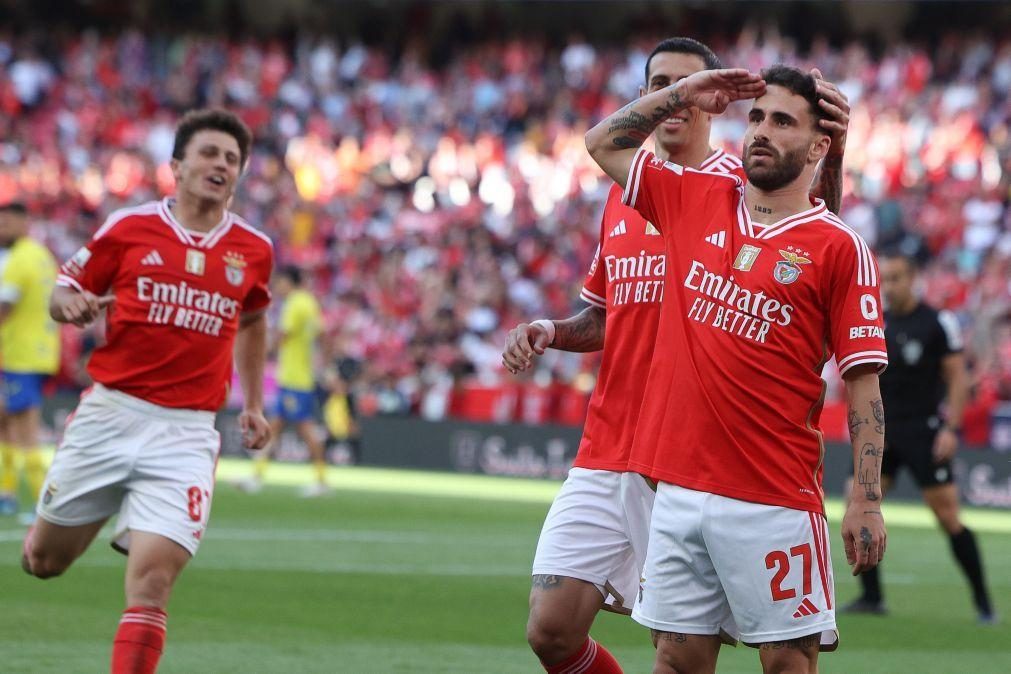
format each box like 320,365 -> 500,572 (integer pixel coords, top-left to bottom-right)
157,198 -> 234,249
735,195 -> 828,240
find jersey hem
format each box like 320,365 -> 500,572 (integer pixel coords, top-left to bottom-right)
626,461 -> 825,514
571,458 -> 630,472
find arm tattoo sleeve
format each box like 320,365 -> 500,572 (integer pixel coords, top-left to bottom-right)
552,306 -> 606,353
607,88 -> 688,150
811,157 -> 843,215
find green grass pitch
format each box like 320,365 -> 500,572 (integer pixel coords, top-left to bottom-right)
1,460 -> 1009,673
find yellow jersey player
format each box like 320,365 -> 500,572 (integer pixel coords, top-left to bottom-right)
241,265 -> 328,495
0,202 -> 59,521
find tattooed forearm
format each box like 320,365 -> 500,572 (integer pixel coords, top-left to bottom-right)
552,306 -> 606,353
812,157 -> 843,215
857,442 -> 883,501
531,575 -> 563,590
847,409 -> 868,441
760,634 -> 820,650
871,398 -> 885,434
607,87 -> 688,149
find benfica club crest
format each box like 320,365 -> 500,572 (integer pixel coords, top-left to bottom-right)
223,251 -> 247,286
774,248 -> 811,284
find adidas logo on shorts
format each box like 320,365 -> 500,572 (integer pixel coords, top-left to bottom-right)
792,597 -> 821,618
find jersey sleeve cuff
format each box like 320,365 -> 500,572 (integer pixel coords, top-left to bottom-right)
579,287 -> 606,309
621,147 -> 650,208
56,274 -> 85,293
837,351 -> 888,377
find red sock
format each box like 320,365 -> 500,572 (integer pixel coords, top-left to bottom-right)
543,638 -> 623,674
111,607 -> 167,674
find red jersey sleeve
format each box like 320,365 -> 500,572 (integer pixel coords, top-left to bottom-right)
825,223 -> 888,377
619,147 -> 685,232
57,210 -> 129,295
579,186 -> 613,309
242,243 -> 273,313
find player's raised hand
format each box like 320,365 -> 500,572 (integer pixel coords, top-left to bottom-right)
52,287 -> 115,327
502,322 -> 552,375
841,500 -> 887,576
239,408 -> 271,450
811,68 -> 849,159
679,68 -> 767,115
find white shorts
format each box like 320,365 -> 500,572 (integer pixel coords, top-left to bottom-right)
37,384 -> 220,556
531,467 -> 655,614
633,484 -> 838,650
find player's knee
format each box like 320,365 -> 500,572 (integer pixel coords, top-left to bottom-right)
759,642 -> 817,674
525,616 -> 583,664
24,550 -> 71,579
127,566 -> 177,606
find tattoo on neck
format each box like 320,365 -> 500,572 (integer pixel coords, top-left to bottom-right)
755,204 -> 773,214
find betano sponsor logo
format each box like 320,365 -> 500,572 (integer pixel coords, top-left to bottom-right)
683,259 -> 795,344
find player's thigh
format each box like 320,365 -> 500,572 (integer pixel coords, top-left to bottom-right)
30,516 -> 109,565
706,497 -> 837,651
115,417 -> 220,557
632,485 -> 737,641
652,630 -> 721,674
532,468 -> 640,610
757,633 -> 820,674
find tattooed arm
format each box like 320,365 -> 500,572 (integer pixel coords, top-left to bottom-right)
501,306 -> 606,374
840,364 -> 887,576
584,69 -> 766,187
809,69 -> 848,214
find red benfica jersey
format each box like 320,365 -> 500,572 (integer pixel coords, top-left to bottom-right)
574,150 -> 745,472
623,148 -> 887,513
57,199 -> 273,411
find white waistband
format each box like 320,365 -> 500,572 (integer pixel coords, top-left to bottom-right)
88,383 -> 216,425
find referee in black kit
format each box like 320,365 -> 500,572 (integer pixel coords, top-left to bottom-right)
844,251 -> 997,624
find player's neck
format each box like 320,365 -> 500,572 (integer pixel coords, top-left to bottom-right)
170,197 -> 227,233
657,142 -> 714,170
743,181 -> 816,225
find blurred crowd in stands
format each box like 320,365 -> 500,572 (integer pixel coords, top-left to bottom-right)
2,26 -> 1010,444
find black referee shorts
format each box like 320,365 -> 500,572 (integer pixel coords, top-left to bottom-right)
882,416 -> 954,489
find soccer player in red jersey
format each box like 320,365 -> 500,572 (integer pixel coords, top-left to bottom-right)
21,109 -> 273,674
503,39 -> 849,673
585,65 -> 887,673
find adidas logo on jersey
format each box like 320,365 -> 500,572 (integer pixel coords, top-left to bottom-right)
704,231 -> 726,249
792,597 -> 821,618
645,222 -> 660,236
609,220 -> 627,238
141,250 -> 164,266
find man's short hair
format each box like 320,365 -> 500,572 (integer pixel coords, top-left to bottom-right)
645,37 -> 722,84
172,109 -> 253,168
879,248 -> 920,272
759,65 -> 829,130
279,265 -> 303,286
0,202 -> 28,216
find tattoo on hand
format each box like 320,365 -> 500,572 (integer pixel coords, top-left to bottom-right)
860,526 -> 872,551
857,442 -> 883,500
531,575 -> 562,590
871,398 -> 885,434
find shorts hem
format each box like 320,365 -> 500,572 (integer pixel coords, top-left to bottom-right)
630,613 -> 723,636
530,567 -> 608,593
114,525 -> 199,557
36,510 -> 114,528
740,621 -> 837,646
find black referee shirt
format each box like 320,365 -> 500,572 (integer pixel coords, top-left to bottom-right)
879,302 -> 962,422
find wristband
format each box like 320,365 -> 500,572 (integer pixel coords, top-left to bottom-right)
531,319 -> 556,346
